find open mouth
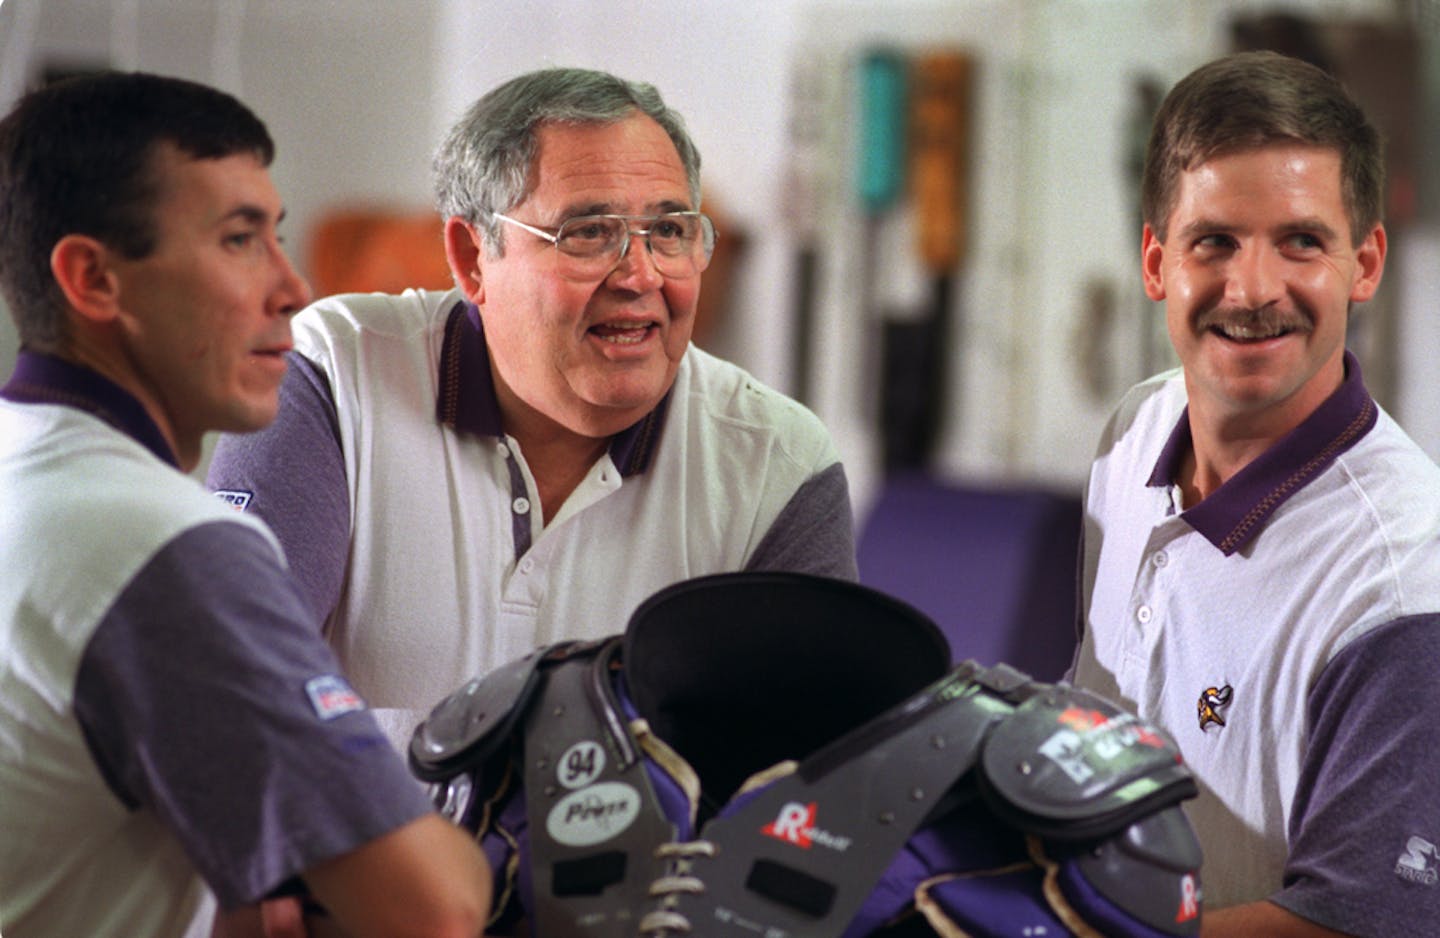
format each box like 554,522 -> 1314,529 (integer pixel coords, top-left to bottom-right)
1211,322 -> 1296,341
590,322 -> 656,346
1201,311 -> 1311,344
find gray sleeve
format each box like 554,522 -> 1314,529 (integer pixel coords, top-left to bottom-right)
1271,613 -> 1440,936
743,461 -> 859,581
206,352 -> 350,629
74,521 -> 432,908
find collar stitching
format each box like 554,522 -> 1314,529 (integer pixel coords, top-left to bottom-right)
438,304 -> 466,429
1216,396 -> 1377,553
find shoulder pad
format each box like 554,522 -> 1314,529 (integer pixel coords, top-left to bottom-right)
977,684 -> 1197,841
410,640 -> 594,782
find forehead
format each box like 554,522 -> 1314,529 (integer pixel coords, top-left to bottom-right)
1174,144 -> 1346,223
523,114 -> 691,216
147,144 -> 280,230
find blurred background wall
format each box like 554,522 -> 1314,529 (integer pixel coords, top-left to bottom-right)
2,0 -> 1438,520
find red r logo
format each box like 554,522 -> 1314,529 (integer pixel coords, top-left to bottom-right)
1175,873 -> 1199,923
761,802 -> 816,849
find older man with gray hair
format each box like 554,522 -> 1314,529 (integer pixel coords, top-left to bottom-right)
207,67 -> 856,748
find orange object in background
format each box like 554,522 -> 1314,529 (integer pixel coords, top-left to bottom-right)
308,209 -> 451,297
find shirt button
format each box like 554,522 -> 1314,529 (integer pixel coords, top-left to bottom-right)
512,496 -> 530,515
1152,551 -> 1169,568
497,443 -> 510,459
1136,605 -> 1153,624
520,557 -> 535,574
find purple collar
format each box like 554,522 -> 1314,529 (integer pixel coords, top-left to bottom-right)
1,350 -> 179,467
1148,349 -> 1378,555
432,301 -> 670,476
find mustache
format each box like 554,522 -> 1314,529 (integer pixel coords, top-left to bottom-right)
1195,306 -> 1314,335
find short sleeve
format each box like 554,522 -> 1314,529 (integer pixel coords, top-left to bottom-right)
74,520 -> 432,907
206,353 -> 350,629
744,461 -> 858,580
1272,613 -> 1440,935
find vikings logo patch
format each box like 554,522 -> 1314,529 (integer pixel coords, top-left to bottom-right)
1197,684 -> 1233,731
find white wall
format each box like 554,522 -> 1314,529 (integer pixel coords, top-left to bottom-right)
0,0 -> 441,384
1,0 -> 1433,510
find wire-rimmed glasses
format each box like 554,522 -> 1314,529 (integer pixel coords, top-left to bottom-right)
492,211 -> 716,280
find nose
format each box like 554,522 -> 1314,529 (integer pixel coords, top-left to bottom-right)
605,229 -> 665,290
1225,244 -> 1285,310
270,242 -> 313,316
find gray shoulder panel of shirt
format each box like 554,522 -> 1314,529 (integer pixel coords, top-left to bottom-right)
743,460 -> 859,581
73,520 -> 430,907
206,351 -> 350,628
1274,612 -> 1440,935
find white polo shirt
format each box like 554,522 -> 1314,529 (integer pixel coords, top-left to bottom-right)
208,288 -> 856,746
1070,355 -> 1440,934
0,353 -> 430,938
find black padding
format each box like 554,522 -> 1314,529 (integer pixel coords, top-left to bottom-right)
622,572 -> 950,808
553,851 -> 628,897
977,686 -> 1197,841
409,646 -> 551,781
744,859 -> 837,919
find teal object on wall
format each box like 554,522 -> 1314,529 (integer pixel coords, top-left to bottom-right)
857,49 -> 907,212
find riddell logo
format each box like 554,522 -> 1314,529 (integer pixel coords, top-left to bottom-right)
1175,874 -> 1200,923
761,801 -> 852,851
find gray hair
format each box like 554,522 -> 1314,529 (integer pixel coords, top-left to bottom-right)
433,67 -> 702,256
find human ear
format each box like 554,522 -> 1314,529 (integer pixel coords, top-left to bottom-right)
49,234 -> 121,324
443,216 -> 486,304
1141,224 -> 1167,301
1349,223 -> 1387,304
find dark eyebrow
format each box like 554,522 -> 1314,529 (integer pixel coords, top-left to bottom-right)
1174,217 -> 1340,243
1276,218 -> 1340,241
1173,219 -> 1230,242
221,204 -> 283,227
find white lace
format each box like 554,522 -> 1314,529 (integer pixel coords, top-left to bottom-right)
637,840 -> 718,936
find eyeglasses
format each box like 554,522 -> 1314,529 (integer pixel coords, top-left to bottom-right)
492,211 -> 716,280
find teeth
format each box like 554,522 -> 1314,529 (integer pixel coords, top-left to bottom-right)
1217,322 -> 1285,340
595,325 -> 649,345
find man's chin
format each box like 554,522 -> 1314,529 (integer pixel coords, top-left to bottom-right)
558,396 -> 662,438
218,401 -> 282,436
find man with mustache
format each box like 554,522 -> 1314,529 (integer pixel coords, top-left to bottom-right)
1069,51 -> 1440,937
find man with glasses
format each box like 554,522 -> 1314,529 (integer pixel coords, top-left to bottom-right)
207,67 -> 857,749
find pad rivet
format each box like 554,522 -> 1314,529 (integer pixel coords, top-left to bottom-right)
931,735 -> 946,749
1018,760 -> 1033,775
911,788 -> 925,801
879,811 -> 896,824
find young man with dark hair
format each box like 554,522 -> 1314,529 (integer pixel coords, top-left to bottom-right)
0,71 -> 489,938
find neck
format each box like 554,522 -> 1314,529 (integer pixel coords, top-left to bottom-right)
1178,406 -> 1307,508
1180,361 -> 1344,507
1175,440 -> 1253,508
63,332 -> 192,471
516,428 -> 610,523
